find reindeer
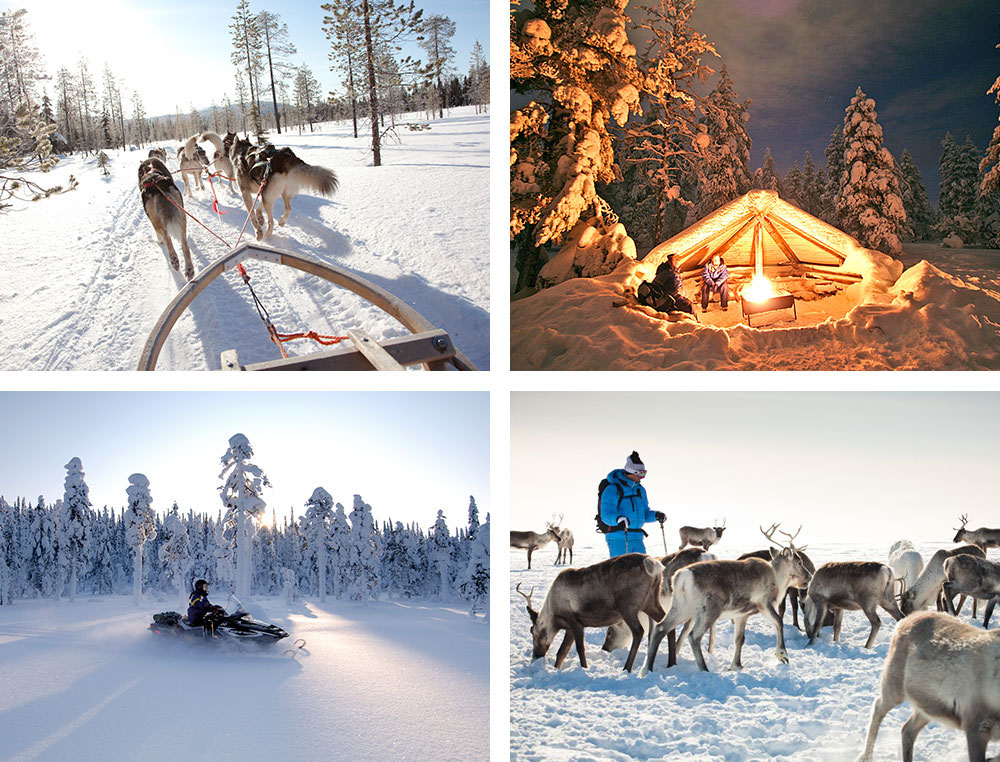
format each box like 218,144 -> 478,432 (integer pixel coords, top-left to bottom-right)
887,540 -> 924,599
643,524 -> 810,673
516,553 -> 666,672
803,561 -> 904,649
943,554 -> 1000,629
954,514 -> 1000,551
554,527 -> 574,565
678,518 -> 727,551
901,545 -> 986,616
509,523 -> 560,570
856,611 -> 1000,762
739,524 -> 816,632
601,546 -> 715,658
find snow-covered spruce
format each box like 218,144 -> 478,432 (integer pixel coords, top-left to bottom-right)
157,500 -> 191,605
219,433 -> 269,600
61,457 -> 92,602
123,472 -> 155,606
301,487 -> 334,603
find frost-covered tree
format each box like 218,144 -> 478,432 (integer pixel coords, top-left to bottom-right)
897,149 -> 935,241
329,502 -> 351,599
695,66 -> 751,218
510,0 -> 642,290
344,495 -> 380,602
753,147 -> 782,195
981,43 -> 1000,239
823,124 -> 846,225
939,134 -> 989,245
783,161 -> 803,207
467,495 -> 480,540
123,473 -> 156,605
800,152 -> 825,217
428,510 -> 452,601
836,87 -> 906,254
0,518 -> 10,605
219,433 -> 269,599
158,501 -> 191,603
61,457 -> 91,602
301,487 -> 334,601
461,518 -> 489,619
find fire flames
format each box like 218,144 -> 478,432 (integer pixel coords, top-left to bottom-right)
743,273 -> 776,302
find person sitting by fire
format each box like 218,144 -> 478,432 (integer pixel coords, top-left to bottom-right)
636,254 -> 694,315
600,451 -> 666,557
700,253 -> 729,311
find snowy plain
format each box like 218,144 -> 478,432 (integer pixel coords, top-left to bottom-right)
510,243 -> 1000,370
509,542 -> 999,762
0,108 -> 489,370
0,592 -> 488,761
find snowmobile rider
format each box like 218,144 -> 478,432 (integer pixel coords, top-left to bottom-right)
187,579 -> 223,627
700,253 -> 729,311
637,254 -> 694,315
600,451 -> 666,557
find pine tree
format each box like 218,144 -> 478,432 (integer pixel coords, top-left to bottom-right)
981,42 -> 1000,236
467,495 -> 480,540
218,433 -> 269,599
418,14 -> 456,119
468,40 -> 489,114
823,124 -> 846,225
61,458 -> 91,602
322,0 -> 365,139
938,133 -> 983,244
695,66 -> 751,218
329,502 -> 351,598
897,149 -> 935,241
428,509 -> 451,601
784,161 -> 803,207
256,10 -> 296,134
510,0 -> 645,290
461,518 -> 489,619
800,151 -> 824,217
754,148 -> 782,195
230,0 -> 264,140
123,473 -> 156,605
345,495 -> 380,602
301,487 -> 334,601
835,87 -> 906,254
158,501 -> 191,603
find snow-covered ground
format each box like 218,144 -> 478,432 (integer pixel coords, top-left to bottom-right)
1,108 -> 488,370
1,593 -> 488,761
509,542 -> 998,761
510,243 -> 1000,370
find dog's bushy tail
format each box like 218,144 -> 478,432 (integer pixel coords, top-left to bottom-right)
200,131 -> 225,157
289,163 -> 339,197
182,134 -> 200,161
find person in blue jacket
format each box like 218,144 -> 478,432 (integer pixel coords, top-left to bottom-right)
187,579 -> 222,627
600,451 -> 665,556
700,253 -> 729,311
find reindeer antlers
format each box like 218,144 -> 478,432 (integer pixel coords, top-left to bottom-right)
515,583 -> 536,610
955,513 -> 969,531
760,523 -> 804,551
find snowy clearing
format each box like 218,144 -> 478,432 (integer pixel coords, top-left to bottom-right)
509,542 -> 999,762
510,244 -> 1000,370
1,593 -> 488,761
1,108 -> 489,370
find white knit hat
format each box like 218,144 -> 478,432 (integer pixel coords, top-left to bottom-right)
624,451 -> 646,474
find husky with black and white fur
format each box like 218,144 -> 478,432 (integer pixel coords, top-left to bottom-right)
229,134 -> 339,240
138,157 -> 194,280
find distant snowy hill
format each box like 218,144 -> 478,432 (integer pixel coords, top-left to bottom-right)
1,108 -> 489,370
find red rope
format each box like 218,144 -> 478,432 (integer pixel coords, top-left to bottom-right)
154,186 -> 231,248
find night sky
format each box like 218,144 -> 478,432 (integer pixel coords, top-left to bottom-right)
687,0 -> 1000,204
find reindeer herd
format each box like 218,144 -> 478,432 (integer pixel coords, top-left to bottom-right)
511,515 -> 1000,761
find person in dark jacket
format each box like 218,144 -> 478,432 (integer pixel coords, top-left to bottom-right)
700,253 -> 729,311
187,579 -> 221,627
637,254 -> 694,315
600,451 -> 665,557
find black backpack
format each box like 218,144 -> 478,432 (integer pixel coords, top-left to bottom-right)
595,478 -> 624,533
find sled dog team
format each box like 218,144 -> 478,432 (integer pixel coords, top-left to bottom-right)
516,517 -> 1000,761
139,131 -> 338,280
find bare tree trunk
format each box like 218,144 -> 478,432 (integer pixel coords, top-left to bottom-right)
263,25 -> 282,134
362,0 -> 380,167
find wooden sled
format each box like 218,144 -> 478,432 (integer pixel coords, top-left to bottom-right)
137,242 -> 478,371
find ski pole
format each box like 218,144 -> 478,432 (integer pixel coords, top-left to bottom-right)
624,524 -> 629,554
660,520 -> 668,555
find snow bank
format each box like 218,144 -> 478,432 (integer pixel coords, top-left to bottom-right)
510,543 -> 995,761
511,246 -> 1000,370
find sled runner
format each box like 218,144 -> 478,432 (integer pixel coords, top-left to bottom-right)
137,241 -> 478,371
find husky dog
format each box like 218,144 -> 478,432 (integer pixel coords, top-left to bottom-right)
147,147 -> 167,162
177,135 -> 208,196
138,158 -> 194,280
229,135 -> 339,240
200,130 -> 237,192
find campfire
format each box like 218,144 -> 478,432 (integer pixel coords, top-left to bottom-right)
739,222 -> 797,326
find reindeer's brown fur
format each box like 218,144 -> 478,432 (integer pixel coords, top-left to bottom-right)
805,562 -> 903,649
943,554 -> 1000,628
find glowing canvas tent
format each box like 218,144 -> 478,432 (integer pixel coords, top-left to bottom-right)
643,190 -> 864,284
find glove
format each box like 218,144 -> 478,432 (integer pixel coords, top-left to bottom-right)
617,517 -> 630,531
655,512 -> 666,524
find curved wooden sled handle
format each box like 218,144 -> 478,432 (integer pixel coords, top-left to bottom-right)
136,242 -> 477,371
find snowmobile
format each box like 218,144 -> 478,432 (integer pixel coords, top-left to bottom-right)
149,598 -> 292,647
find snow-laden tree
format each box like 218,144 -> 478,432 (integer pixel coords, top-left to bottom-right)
428,510 -> 452,601
123,473 -> 156,606
219,433 -> 269,599
981,43 -> 1000,243
61,457 -> 91,602
0,517 -> 10,605
301,487 -> 334,601
898,149 -> 936,241
695,66 -> 751,219
158,501 -> 191,603
753,148 -> 782,195
381,521 -> 409,598
835,87 -> 906,255
329,502 -> 351,599
784,161 -> 803,207
800,152 -> 826,218
344,495 -> 380,602
510,0 -> 643,291
467,495 -> 480,540
461,518 -> 489,619
939,134 -> 990,245
823,124 -> 846,225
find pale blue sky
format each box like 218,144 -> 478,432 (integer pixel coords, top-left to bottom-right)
0,392 -> 488,529
512,392 -> 1000,547
14,0 -> 489,117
